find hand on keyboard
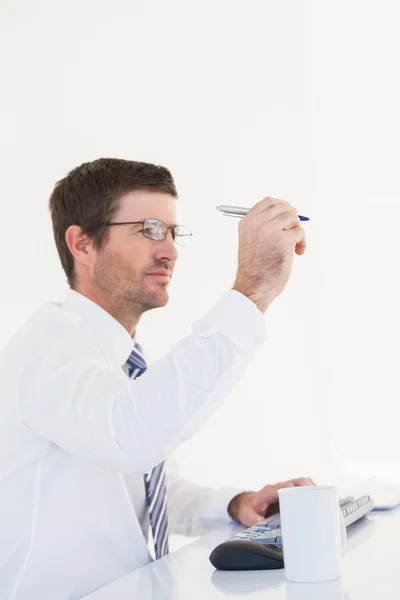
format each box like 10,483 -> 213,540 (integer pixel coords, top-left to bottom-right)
230,494 -> 374,545
227,477 -> 315,527
210,495 -> 374,571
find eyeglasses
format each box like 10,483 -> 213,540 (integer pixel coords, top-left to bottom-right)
103,218 -> 193,246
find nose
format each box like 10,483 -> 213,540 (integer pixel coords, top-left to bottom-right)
153,233 -> 179,263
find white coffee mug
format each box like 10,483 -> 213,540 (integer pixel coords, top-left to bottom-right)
278,485 -> 346,583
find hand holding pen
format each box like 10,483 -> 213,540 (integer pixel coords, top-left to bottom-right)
216,197 -> 308,313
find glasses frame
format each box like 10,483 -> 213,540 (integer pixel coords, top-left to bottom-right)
102,218 -> 193,246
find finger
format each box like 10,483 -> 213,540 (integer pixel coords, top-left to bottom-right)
271,209 -> 302,232
297,477 -> 315,486
247,197 -> 291,218
255,203 -> 295,223
273,481 -> 295,492
290,477 -> 315,487
240,506 -> 266,527
295,233 -> 307,256
273,481 -> 295,488
258,483 -> 282,500
258,481 -> 294,503
285,222 -> 306,255
264,501 -> 281,518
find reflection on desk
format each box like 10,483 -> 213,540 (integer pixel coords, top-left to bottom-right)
285,579 -> 348,600
84,509 -> 400,600
344,516 -> 376,554
211,568 -> 283,594
84,554 -> 175,600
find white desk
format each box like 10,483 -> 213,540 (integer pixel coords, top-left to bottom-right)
84,509 -> 400,599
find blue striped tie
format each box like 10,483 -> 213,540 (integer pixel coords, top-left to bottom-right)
126,342 -> 170,559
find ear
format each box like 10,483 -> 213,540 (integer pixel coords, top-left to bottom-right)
65,225 -> 96,271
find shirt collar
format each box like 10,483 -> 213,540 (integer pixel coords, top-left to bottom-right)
63,289 -> 135,367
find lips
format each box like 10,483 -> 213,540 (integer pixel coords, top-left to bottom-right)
147,270 -> 171,277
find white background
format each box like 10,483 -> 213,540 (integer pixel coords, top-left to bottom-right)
1,0 -> 400,540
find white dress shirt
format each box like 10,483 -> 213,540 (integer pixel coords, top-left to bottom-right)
0,289 -> 266,600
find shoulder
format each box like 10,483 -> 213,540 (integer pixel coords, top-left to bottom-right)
1,301 -> 104,364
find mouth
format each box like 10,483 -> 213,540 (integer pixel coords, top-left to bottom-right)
146,270 -> 172,281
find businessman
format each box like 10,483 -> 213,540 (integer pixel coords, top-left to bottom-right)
0,158 -> 312,599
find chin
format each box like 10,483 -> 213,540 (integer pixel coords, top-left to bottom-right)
149,290 -> 169,309
141,281 -> 170,310
157,292 -> 169,307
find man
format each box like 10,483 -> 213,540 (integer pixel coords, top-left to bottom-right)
0,158 -> 312,599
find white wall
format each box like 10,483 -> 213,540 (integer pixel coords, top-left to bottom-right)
304,0 -> 400,485
1,0 -> 399,508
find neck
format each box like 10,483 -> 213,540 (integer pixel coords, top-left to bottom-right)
73,283 -> 141,338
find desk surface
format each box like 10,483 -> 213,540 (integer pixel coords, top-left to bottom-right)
84,509 -> 400,600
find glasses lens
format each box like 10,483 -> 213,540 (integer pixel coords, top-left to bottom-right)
143,219 -> 167,240
173,225 -> 192,246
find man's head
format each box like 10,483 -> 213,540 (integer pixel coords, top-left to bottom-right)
49,158 -> 186,326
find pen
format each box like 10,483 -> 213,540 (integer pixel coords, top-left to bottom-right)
216,205 -> 310,221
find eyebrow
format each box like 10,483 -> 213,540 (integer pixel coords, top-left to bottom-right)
121,219 -> 179,231
136,219 -> 179,228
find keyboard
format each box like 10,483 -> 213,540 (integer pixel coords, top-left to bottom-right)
339,494 -> 375,526
209,495 -> 374,570
231,494 -> 374,548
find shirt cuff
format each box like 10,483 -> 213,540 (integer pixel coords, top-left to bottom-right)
205,486 -> 246,524
193,290 -> 266,354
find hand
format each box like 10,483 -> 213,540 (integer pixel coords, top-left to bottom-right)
232,197 -> 306,313
227,477 -> 315,527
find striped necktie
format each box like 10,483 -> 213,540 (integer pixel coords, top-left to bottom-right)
126,342 -> 170,559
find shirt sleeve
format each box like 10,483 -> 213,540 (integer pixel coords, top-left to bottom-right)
166,473 -> 243,535
18,290 -> 266,474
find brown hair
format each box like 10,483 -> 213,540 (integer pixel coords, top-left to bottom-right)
49,158 -> 177,288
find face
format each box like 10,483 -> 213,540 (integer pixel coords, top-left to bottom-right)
92,190 -> 179,316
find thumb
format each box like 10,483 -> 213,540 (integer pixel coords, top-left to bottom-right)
241,506 -> 266,527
